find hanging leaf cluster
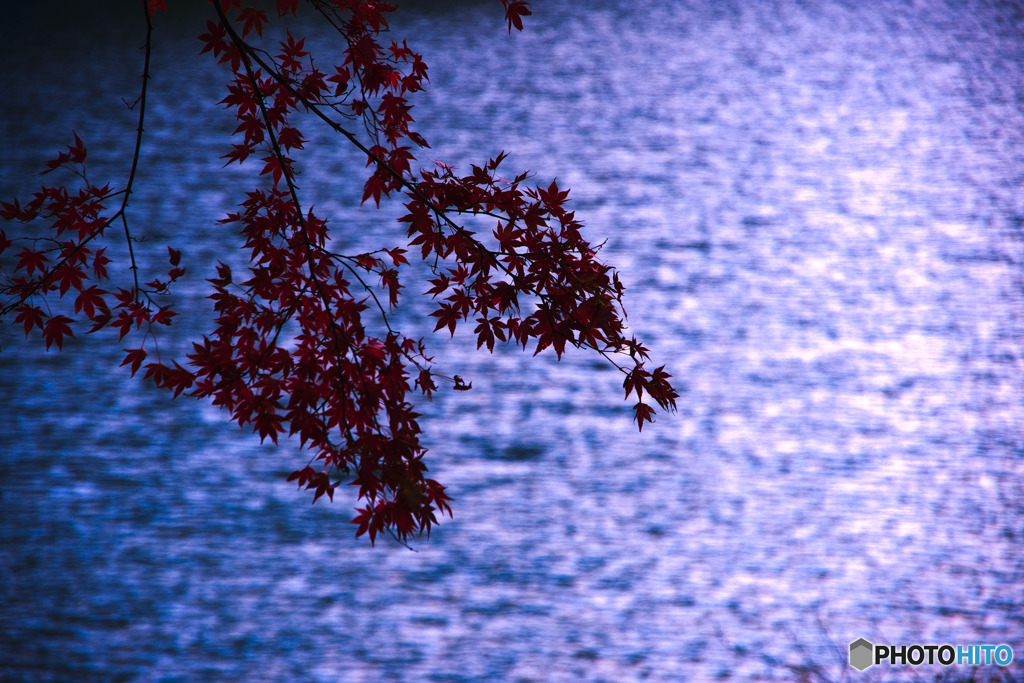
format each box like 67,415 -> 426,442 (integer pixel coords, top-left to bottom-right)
0,0 -> 678,545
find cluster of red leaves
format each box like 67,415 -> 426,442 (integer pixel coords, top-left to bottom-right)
0,0 -> 677,546
0,133 -> 183,354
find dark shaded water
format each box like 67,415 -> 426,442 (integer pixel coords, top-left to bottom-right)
2,1 -> 1023,680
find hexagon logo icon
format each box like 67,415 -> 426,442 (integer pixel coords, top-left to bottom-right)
849,638 -> 874,671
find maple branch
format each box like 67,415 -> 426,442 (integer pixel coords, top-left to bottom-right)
118,0 -> 157,299
2,0 -> 671,545
214,1 -> 421,495
228,39 -> 625,367
330,253 -> 431,373
0,1 -> 157,321
211,6 -> 420,389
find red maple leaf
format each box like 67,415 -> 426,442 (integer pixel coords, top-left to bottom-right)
43,315 -> 74,351
430,303 -> 460,337
15,248 -> 48,277
502,0 -> 532,34
74,286 -> 109,318
14,305 -> 46,336
120,348 -> 148,377
634,402 -> 656,432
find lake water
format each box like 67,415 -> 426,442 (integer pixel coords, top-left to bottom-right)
1,0 -> 1022,680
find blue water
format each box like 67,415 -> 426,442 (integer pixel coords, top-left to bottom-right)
2,1 -> 1023,680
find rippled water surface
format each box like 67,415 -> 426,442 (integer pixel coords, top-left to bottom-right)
2,1 -> 1023,680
